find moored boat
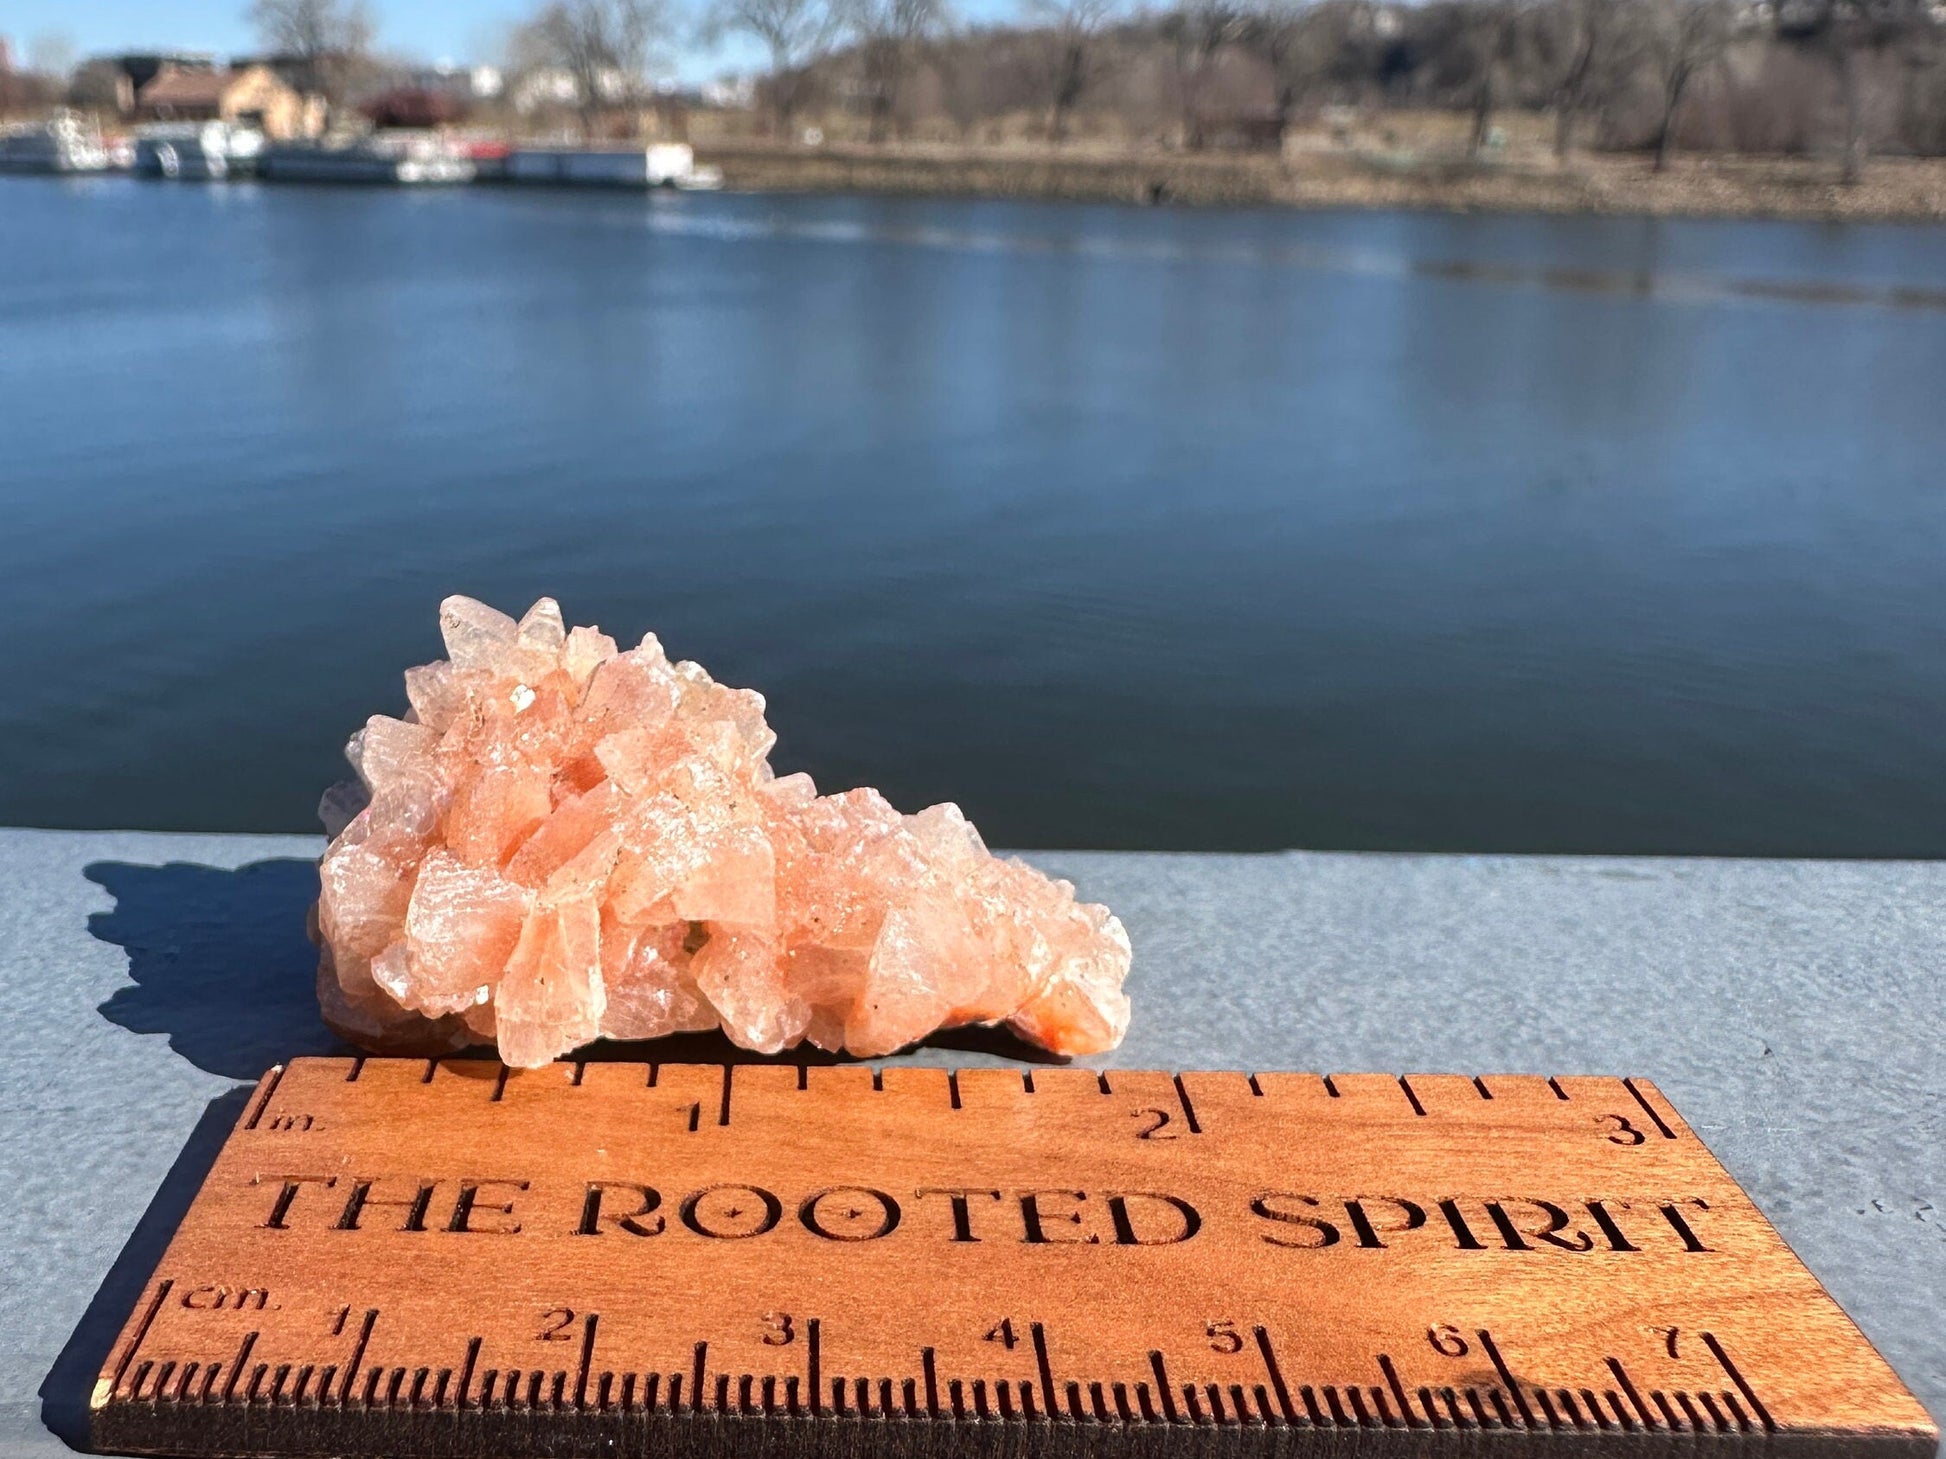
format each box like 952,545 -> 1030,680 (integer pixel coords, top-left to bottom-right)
502,142 -> 723,190
0,113 -> 112,174
257,132 -> 474,185
133,121 -> 265,180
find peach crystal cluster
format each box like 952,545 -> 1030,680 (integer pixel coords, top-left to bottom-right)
315,596 -> 1132,1067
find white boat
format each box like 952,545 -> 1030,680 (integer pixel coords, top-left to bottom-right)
0,113 -> 112,174
258,133 -> 474,185
503,142 -> 723,190
133,121 -> 265,180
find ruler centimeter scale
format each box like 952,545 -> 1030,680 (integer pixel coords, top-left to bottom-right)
93,1058 -> 1935,1459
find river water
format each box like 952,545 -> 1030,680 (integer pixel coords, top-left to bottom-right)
3,177 -> 1944,852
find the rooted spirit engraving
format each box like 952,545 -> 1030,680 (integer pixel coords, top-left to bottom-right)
91,1059 -> 1936,1459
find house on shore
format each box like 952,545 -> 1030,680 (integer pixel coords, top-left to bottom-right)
134,63 -> 318,139
70,54 -> 322,139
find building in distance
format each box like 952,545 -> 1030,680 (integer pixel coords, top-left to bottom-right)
71,53 -> 323,139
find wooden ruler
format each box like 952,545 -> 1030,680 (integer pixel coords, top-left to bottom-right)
92,1058 -> 1936,1459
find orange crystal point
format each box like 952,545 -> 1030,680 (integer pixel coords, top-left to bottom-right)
314,596 -> 1132,1066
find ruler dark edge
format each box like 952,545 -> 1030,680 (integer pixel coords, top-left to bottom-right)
91,1389 -> 1938,1459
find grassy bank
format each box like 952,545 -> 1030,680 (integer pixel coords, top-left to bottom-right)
695,141 -> 1946,223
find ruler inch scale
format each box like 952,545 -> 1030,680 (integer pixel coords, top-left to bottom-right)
91,1058 -> 1935,1459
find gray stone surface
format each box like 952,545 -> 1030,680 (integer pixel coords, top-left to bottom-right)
0,827 -> 1938,1455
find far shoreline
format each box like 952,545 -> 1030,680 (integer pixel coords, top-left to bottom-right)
694,141 -> 1946,226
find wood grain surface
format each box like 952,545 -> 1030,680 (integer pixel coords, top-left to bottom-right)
90,1058 -> 1937,1459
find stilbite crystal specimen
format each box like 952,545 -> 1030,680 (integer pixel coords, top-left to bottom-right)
315,596 -> 1132,1066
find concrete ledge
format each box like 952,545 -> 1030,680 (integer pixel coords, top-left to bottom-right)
0,827 -> 1938,1453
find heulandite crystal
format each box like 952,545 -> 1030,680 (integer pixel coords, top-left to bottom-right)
315,596 -> 1132,1066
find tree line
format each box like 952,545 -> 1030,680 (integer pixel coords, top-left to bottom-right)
10,0 -> 1944,179
484,0 -> 1946,177
729,0 -> 1943,177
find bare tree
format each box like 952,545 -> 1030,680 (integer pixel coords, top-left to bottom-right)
1163,0 -> 1246,147
1537,0 -> 1641,157
25,31 -> 78,83
519,0 -> 670,139
839,0 -> 953,141
1022,0 -> 1123,141
1,34 -> 69,115
700,0 -> 836,134
1454,0 -> 1527,156
247,0 -> 375,115
1236,0 -> 1378,147
1644,0 -> 1730,169
1238,0 -> 1319,145
1781,0 -> 1930,182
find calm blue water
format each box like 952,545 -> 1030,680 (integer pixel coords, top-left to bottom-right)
3,177 -> 1944,852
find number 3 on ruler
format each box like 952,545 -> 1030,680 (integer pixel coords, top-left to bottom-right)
1599,1114 -> 1647,1145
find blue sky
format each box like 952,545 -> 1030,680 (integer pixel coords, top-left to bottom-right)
7,1 -> 516,66
2,0 -> 1021,83
0,0 -> 828,84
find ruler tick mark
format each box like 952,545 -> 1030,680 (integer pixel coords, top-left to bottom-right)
1676,1390 -> 1707,1432
243,1069 -> 284,1130
1535,1388 -> 1562,1429
807,1318 -> 820,1415
1603,1369 -> 1650,1431
1254,1327 -> 1296,1424
338,1310 -> 377,1406
1148,1353 -> 1179,1423
457,1338 -> 479,1411
1378,1355 -> 1422,1428
490,1066 -> 509,1103
1702,1332 -> 1775,1432
719,1065 -> 733,1126
110,1278 -> 172,1399
221,1333 -> 258,1405
574,1314 -> 598,1406
1030,1322 -> 1057,1417
1172,1075 -> 1202,1133
1623,1078 -> 1677,1138
1477,1330 -> 1535,1428
1698,1391 -> 1731,1431
1399,1077 -> 1427,1117
1721,1391 -> 1754,1431
1549,1076 -> 1570,1100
